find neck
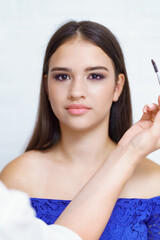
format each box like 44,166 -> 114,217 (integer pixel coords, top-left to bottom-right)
54,123 -> 116,167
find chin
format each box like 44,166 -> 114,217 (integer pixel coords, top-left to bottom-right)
61,122 -> 100,133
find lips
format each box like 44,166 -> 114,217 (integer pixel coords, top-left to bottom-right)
65,104 -> 91,115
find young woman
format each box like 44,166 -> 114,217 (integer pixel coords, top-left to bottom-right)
1,21 -> 160,240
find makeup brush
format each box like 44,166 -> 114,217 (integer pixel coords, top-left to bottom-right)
151,59 -> 160,85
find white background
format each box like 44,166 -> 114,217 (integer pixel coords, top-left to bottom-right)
0,0 -> 160,170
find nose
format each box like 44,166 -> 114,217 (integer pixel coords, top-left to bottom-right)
67,77 -> 86,100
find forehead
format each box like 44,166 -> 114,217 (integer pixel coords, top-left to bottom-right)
49,38 -> 114,70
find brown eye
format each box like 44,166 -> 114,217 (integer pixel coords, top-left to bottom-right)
54,74 -> 70,81
88,73 -> 104,80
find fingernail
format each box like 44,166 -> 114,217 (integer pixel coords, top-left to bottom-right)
143,107 -> 147,113
147,103 -> 154,109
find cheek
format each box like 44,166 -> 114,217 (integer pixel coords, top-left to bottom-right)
95,83 -> 115,104
48,82 -> 64,102
97,94 -> 113,114
47,86 -> 62,114
93,85 -> 115,118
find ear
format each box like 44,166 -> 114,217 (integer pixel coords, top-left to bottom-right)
113,74 -> 125,102
44,74 -> 48,95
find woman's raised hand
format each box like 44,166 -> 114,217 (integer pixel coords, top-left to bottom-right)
118,96 -> 160,158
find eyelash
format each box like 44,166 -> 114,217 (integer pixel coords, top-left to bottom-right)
54,74 -> 70,81
88,73 -> 104,80
53,73 -> 105,81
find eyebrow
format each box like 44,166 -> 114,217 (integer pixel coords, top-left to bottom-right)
50,67 -> 71,72
85,66 -> 109,72
50,66 -> 109,73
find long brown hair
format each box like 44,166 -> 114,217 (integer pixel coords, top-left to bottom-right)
25,20 -> 132,151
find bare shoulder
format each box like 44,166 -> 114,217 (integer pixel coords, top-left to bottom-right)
0,150 -> 45,194
141,158 -> 160,178
136,158 -> 160,198
120,157 -> 160,199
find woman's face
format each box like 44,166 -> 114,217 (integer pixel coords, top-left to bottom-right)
46,38 -> 124,132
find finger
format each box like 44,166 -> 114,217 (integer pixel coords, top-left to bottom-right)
150,113 -> 156,123
140,111 -> 152,121
143,103 -> 159,114
158,95 -> 160,109
141,105 -> 159,123
151,110 -> 160,134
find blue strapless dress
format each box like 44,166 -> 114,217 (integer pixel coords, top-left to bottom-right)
30,196 -> 160,239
